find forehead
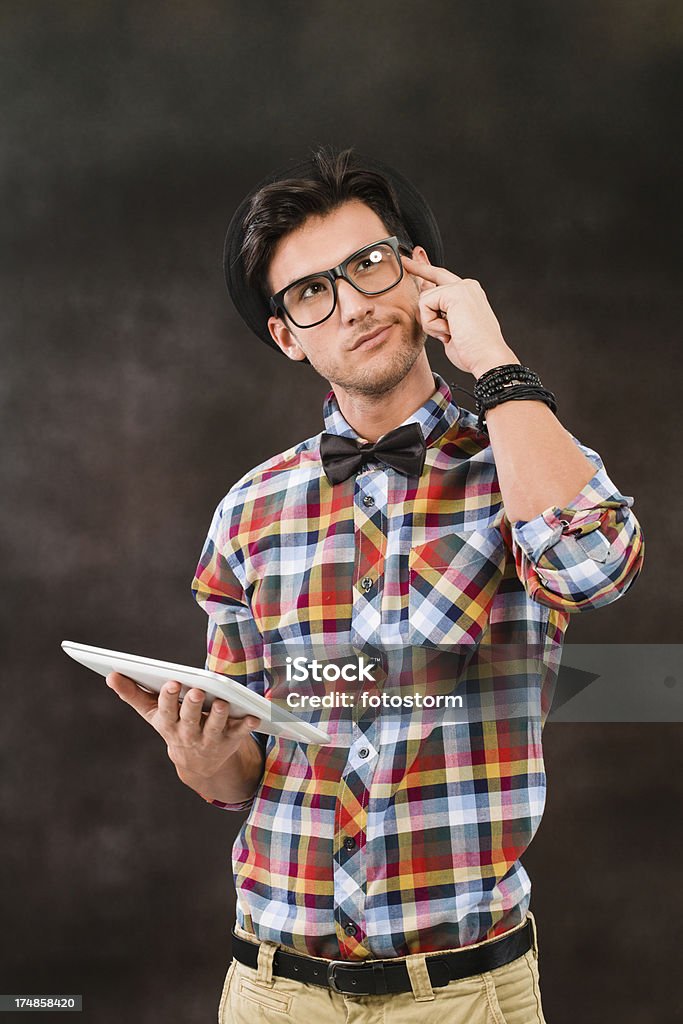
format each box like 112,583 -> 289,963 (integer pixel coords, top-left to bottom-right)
267,200 -> 389,293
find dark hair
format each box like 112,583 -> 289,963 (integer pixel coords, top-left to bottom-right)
241,146 -> 413,298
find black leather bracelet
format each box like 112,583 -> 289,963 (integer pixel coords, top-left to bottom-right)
475,383 -> 557,432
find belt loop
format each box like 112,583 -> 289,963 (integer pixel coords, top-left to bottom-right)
527,911 -> 539,960
256,940 -> 279,986
405,954 -> 436,1002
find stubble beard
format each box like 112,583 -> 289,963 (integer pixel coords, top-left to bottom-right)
307,319 -> 427,398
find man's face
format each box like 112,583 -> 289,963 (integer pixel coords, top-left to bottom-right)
266,200 -> 432,398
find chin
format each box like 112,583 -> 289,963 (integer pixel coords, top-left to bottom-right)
331,341 -> 425,397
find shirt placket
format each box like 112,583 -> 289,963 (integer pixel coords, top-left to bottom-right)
332,467 -> 387,957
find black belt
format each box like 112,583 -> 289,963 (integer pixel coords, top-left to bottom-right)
231,920 -> 533,996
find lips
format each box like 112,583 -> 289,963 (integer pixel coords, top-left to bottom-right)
351,325 -> 392,351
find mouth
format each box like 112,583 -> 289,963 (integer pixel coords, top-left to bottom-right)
350,325 -> 393,351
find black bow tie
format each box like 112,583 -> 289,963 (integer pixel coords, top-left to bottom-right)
320,422 -> 427,485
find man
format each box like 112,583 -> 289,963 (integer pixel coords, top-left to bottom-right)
107,148 -> 643,1022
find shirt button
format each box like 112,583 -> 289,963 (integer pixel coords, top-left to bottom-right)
343,836 -> 356,850
358,747 -> 370,759
362,495 -> 375,507
360,576 -> 373,592
344,923 -> 357,937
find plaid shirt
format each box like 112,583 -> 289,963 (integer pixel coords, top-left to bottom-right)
191,373 -> 643,960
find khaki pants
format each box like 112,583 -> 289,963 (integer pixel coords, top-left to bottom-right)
219,915 -> 547,1023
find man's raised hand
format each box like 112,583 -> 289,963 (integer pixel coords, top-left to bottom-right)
401,254 -> 519,379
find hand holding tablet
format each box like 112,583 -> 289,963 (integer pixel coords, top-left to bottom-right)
62,641 -> 331,745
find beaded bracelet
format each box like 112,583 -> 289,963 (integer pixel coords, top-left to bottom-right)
473,364 -> 557,432
474,364 -> 542,398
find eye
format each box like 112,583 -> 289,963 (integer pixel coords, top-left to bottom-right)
354,249 -> 385,273
298,279 -> 329,301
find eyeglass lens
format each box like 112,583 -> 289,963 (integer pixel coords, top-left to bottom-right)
283,242 -> 402,327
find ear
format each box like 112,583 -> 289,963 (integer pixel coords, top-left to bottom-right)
267,315 -> 308,362
404,245 -> 434,295
410,244 -> 431,265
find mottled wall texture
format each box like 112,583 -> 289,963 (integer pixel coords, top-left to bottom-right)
2,2 -> 681,1021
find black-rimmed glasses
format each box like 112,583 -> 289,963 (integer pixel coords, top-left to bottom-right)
269,236 -> 413,329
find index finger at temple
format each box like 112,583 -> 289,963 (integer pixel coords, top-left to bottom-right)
401,255 -> 461,285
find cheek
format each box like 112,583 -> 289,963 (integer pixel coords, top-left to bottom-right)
395,284 -> 421,320
400,276 -> 421,304
301,336 -> 337,368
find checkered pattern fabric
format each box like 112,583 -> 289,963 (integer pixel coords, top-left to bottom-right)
191,374 -> 643,960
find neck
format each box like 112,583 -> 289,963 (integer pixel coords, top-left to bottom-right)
332,353 -> 436,442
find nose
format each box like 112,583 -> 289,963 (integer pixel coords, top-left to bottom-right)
336,278 -> 375,324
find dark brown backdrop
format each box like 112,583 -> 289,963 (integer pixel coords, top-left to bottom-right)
2,3 -> 681,1021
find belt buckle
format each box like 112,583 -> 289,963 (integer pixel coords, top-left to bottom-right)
326,959 -> 349,993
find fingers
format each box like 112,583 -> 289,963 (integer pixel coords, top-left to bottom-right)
105,674 -> 263,751
203,700 -> 254,735
403,257 -> 457,345
106,671 -> 159,718
177,686 -> 205,724
157,680 -> 183,723
201,698 -> 231,737
105,674 -> 186,727
418,289 -> 452,345
401,254 -> 460,286
169,687 -> 260,743
231,713 -> 262,736
203,700 -> 261,740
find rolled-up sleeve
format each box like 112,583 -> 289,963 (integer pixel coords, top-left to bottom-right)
507,438 -> 645,611
190,499 -> 267,812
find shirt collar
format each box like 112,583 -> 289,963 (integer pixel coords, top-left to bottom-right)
321,372 -> 460,447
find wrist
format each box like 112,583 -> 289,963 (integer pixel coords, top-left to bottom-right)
177,735 -> 265,803
176,764 -> 229,797
471,347 -> 520,380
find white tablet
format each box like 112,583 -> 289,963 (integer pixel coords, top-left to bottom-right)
61,640 -> 331,745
